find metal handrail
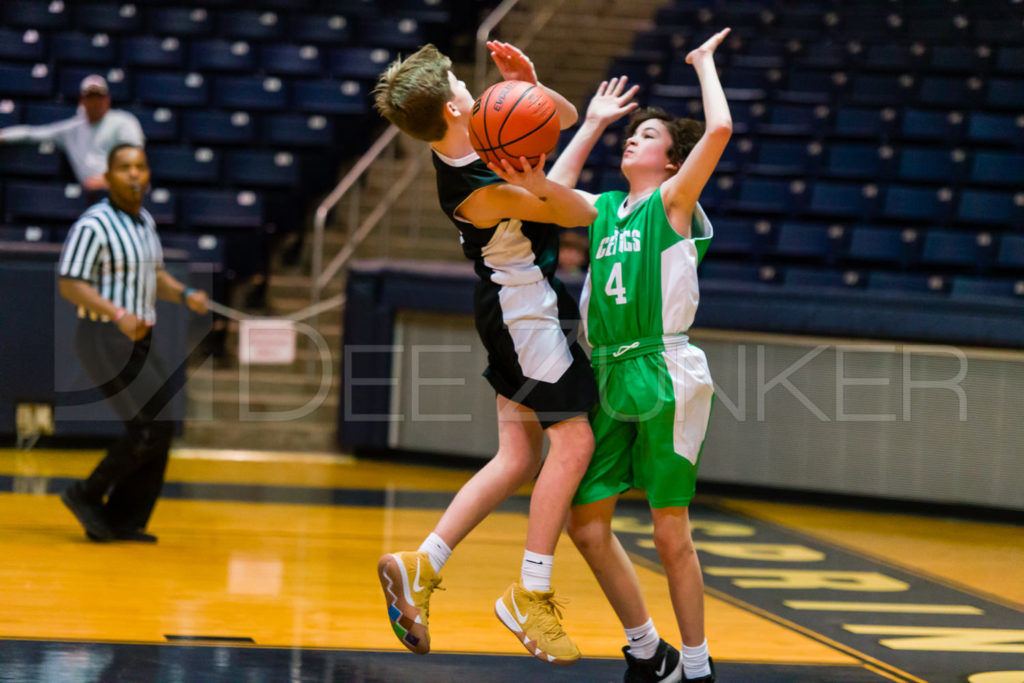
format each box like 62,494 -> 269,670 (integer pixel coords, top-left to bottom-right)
474,0 -> 521,94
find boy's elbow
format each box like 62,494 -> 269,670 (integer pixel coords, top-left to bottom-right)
709,120 -> 732,139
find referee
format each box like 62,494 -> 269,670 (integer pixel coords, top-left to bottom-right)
57,143 -> 208,543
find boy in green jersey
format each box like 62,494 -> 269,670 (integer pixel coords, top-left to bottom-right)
372,42 -> 598,665
546,28 -> 732,682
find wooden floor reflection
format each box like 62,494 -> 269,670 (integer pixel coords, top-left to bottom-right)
0,448 -> 1021,682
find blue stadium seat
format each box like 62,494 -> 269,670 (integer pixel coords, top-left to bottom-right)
862,44 -> 920,71
867,271 -> 947,295
75,3 -> 144,33
897,147 -> 966,184
957,189 -> 1020,226
58,67 -> 130,101
802,42 -> 847,69
784,266 -> 864,289
697,261 -> 765,283
144,186 -> 177,225
131,106 -> 179,143
262,113 -> 333,147
969,151 -> 1024,187
260,44 -> 324,77
975,18 -> 1023,44
149,7 -> 213,38
998,234 -> 1024,270
747,139 -> 817,176
183,110 -> 256,145
847,225 -> 919,266
950,276 -> 1024,300
180,189 -> 263,229
1,1 -> 71,30
706,217 -> 774,257
995,46 -> 1024,75
329,47 -> 394,80
0,225 -> 50,242
0,62 -> 53,97
292,80 -> 366,114
0,27 -> 46,62
289,14 -> 354,45
23,102 -> 76,124
218,9 -> 285,41
146,146 -> 221,184
805,181 -> 875,221
224,150 -> 300,188
756,103 -> 826,137
122,36 -> 185,69
0,143 -> 62,177
847,74 -> 913,106
921,229 -> 997,271
215,76 -> 288,111
136,72 -> 210,107
899,108 -> 964,142
731,178 -> 800,216
917,76 -> 979,108
4,182 -> 90,222
714,136 -> 751,174
390,0 -> 451,24
190,40 -> 257,72
821,143 -> 887,181
882,185 -> 952,223
776,68 -> 839,104
928,45 -> 990,74
773,221 -> 846,262
966,112 -> 1023,147
987,78 -> 1024,110
0,99 -> 22,128
52,31 -> 117,64
160,232 -> 225,271
831,106 -> 896,140
359,17 -> 424,49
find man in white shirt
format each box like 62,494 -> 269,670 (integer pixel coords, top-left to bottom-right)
0,74 -> 145,191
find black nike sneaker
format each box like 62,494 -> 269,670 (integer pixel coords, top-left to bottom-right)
684,656 -> 715,682
623,638 -> 682,683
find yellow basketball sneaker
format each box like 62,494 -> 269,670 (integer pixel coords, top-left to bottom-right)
495,581 -> 580,665
378,551 -> 443,654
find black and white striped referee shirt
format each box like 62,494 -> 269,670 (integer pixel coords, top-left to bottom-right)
58,199 -> 163,324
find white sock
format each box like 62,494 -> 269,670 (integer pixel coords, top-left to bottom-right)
520,550 -> 553,592
417,532 -> 452,574
681,639 -> 711,679
624,618 -> 659,660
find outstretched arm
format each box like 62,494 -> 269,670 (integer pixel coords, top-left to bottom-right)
488,40 -> 578,128
663,28 -> 732,233
459,154 -> 598,228
548,76 -> 639,189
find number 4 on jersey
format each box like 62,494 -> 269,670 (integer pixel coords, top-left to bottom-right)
605,261 -> 627,304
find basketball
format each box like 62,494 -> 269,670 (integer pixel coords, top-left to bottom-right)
469,80 -> 560,170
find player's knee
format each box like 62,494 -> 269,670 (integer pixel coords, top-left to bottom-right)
567,511 -> 609,554
653,523 -> 695,561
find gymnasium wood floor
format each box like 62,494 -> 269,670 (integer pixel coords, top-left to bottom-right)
0,447 -> 1021,682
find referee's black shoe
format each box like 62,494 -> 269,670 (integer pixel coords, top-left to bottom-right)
87,528 -> 157,543
60,484 -> 115,541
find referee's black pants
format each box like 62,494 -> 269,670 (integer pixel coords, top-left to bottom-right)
74,319 -> 176,532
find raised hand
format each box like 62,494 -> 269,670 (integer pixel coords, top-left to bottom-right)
685,27 -> 731,65
487,154 -> 549,197
585,76 -> 640,128
487,41 -> 538,84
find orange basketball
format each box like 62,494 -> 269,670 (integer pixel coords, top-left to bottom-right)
469,80 -> 560,170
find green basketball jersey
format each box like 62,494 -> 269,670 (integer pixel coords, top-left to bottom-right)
581,187 -> 713,349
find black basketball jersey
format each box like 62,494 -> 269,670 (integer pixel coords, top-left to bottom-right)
432,150 -> 558,286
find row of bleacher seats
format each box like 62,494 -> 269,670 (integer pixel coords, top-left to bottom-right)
588,137 -> 1024,187
649,0 -> 1024,43
0,37 -> 398,79
0,2 -> 449,43
0,63 -> 370,114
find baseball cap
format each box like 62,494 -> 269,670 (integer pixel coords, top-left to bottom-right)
80,75 -> 109,96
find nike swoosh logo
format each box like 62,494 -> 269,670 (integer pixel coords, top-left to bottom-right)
512,595 -> 529,625
630,636 -> 644,641
412,557 -> 424,592
613,341 -> 640,357
525,559 -> 544,565
655,658 -> 667,676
